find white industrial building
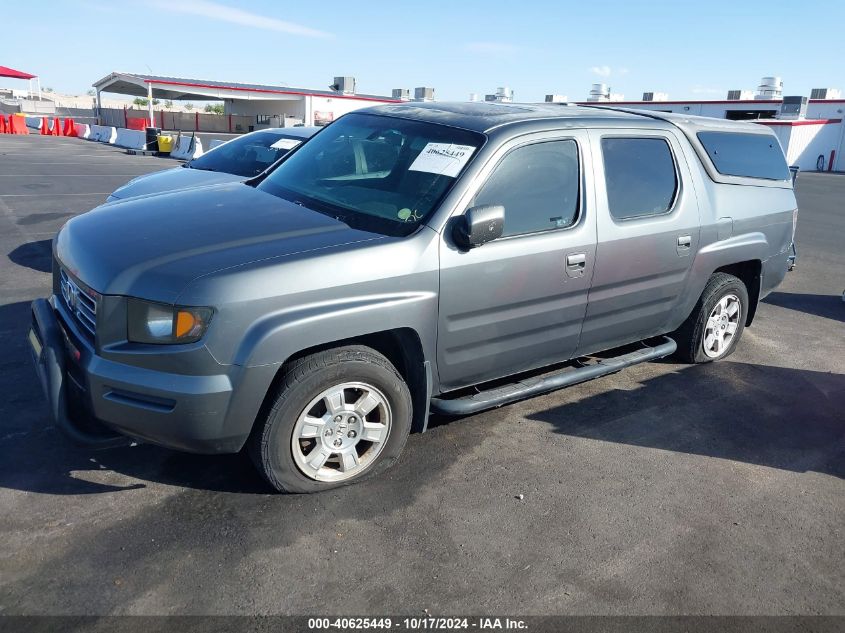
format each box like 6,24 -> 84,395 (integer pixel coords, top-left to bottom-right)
569,77 -> 845,172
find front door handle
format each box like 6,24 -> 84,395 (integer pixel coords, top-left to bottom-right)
565,252 -> 586,278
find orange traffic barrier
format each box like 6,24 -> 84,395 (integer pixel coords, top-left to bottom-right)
0,115 -> 7,133
40,117 -> 49,135
8,115 -> 29,135
63,118 -> 75,136
126,118 -> 148,131
52,118 -> 62,136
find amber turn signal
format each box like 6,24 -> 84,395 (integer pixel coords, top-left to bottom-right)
175,310 -> 197,338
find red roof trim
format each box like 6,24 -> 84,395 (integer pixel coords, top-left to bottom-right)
756,118 -> 842,126
0,65 -> 36,80
577,98 -> 845,106
576,99 -> 785,106
142,78 -> 400,103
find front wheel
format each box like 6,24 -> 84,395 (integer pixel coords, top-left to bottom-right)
672,272 -> 749,363
249,346 -> 412,493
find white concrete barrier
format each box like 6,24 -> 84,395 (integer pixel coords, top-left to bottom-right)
25,116 -> 42,130
74,123 -> 91,139
114,128 -> 147,150
171,135 -> 204,160
90,125 -> 117,144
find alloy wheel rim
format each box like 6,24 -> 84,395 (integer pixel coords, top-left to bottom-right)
703,294 -> 741,359
291,382 -> 392,482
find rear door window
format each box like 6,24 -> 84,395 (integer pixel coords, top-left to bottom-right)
697,131 -> 790,180
601,137 -> 678,220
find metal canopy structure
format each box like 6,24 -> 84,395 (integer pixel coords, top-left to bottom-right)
92,71 -> 398,130
1,65 -> 41,100
92,71 -> 396,103
0,65 -> 36,80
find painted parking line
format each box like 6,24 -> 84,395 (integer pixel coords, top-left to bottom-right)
0,174 -> 150,177
0,192 -> 112,197
1,162 -> 165,165
0,154 -> 138,159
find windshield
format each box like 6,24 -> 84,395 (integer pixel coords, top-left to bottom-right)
258,113 -> 485,236
188,131 -> 307,178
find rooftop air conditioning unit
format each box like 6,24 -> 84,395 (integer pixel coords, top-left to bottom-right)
587,83 -> 610,102
495,87 -> 513,102
810,88 -> 842,100
414,87 -> 435,101
331,76 -> 356,94
727,89 -> 754,100
778,96 -> 808,120
545,94 -> 568,103
642,92 -> 669,102
485,87 -> 513,103
756,76 -> 783,100
392,88 -> 410,101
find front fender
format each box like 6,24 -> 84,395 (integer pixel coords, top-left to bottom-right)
235,291 -> 439,369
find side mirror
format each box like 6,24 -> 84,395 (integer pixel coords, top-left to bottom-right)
454,205 -> 505,250
788,165 -> 799,186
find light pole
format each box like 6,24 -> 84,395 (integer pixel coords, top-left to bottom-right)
147,81 -> 154,128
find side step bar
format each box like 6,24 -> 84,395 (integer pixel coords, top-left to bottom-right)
429,336 -> 677,416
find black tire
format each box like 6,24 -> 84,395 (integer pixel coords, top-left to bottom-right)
248,345 -> 412,493
672,272 -> 749,364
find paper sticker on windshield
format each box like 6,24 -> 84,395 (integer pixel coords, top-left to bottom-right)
270,138 -> 302,150
408,143 -> 476,178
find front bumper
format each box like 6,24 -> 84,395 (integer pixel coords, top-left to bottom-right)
28,296 -> 249,453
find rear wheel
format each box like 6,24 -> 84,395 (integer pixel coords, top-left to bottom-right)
672,272 -> 748,363
249,346 -> 412,493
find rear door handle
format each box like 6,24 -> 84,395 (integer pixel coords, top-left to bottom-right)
676,234 -> 692,257
565,252 -> 586,278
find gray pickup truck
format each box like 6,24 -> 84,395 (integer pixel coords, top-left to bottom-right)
29,102 -> 797,493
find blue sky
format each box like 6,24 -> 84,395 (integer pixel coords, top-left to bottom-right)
3,0 -> 843,101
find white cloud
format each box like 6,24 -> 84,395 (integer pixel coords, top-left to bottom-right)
589,65 -> 612,78
465,42 -> 520,55
146,0 -> 331,38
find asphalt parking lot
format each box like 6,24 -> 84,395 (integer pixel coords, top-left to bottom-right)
0,133 -> 842,616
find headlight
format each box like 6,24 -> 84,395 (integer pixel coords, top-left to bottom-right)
127,299 -> 213,345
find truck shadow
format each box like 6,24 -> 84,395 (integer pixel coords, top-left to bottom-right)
7,239 -> 53,273
0,300 -> 273,495
3,295 -> 843,495
0,300 -> 451,497
763,291 -> 844,323
525,360 -> 845,480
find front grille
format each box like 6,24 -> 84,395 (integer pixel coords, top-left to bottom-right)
59,268 -> 98,338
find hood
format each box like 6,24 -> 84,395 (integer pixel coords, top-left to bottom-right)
57,183 -> 386,303
108,167 -> 244,201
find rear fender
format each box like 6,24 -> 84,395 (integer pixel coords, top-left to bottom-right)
668,232 -> 768,331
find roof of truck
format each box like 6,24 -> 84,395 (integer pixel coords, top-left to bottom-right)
361,101 -> 651,133
360,101 -> 774,136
